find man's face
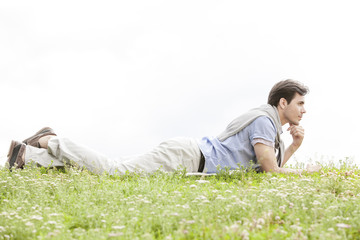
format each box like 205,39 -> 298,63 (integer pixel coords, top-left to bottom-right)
283,93 -> 306,125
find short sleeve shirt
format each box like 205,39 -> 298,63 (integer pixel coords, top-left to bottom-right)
197,116 -> 277,173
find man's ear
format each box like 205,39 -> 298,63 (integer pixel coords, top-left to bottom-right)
278,98 -> 288,109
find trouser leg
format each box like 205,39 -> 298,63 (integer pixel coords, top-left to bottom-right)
25,145 -> 65,168
114,137 -> 202,174
46,137 -> 116,174
24,137 -> 114,174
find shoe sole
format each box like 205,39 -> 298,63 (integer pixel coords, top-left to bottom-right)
7,140 -> 17,158
22,127 -> 54,144
7,140 -> 25,169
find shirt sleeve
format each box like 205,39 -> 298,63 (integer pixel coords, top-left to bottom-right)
248,116 -> 277,147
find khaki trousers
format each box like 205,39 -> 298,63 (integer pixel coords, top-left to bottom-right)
24,137 -> 202,175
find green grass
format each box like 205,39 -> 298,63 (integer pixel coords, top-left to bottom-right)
1,161 -> 360,239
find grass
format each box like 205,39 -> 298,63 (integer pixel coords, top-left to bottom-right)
1,160 -> 360,239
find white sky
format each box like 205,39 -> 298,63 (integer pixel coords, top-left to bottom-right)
1,0 -> 359,167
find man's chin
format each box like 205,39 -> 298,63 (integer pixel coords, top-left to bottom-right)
289,121 -> 300,126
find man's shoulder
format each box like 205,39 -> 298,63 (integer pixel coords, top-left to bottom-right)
251,116 -> 276,127
248,116 -> 277,134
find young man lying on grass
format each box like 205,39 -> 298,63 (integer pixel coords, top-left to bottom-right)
7,79 -> 321,175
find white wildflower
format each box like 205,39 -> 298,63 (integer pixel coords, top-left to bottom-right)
112,226 -> 125,230
189,184 -> 197,189
229,223 -> 239,232
195,180 -> 210,184
108,233 -> 123,237
257,218 -> 265,225
241,229 -> 249,240
216,195 -> 226,200
49,213 -> 61,217
182,204 -> 190,209
300,178 -> 313,182
290,225 -> 302,231
336,223 -> 351,228
31,215 -> 43,221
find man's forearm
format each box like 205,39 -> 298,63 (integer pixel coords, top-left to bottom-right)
282,144 -> 300,167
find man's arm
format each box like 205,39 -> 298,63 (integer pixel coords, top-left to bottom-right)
254,143 -> 302,174
254,143 -> 320,174
281,124 -> 304,167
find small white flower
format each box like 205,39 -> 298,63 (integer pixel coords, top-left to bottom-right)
195,180 -> 210,184
112,226 -> 125,230
108,233 -> 123,237
31,215 -> 43,221
257,218 -> 265,225
336,223 -> 351,228
49,213 -> 61,217
241,230 -> 249,240
229,223 -> 239,232
216,195 -> 226,200
189,184 -> 197,189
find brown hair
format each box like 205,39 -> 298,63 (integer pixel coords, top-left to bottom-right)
267,79 -> 309,107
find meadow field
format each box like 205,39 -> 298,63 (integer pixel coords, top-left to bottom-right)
1,160 -> 360,240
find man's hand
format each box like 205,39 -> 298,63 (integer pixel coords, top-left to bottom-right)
287,124 -> 304,148
306,164 -> 321,173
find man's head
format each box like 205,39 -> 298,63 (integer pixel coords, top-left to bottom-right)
268,79 -> 309,107
268,79 -> 309,126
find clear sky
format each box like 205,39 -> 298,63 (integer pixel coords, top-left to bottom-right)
1,0 -> 359,167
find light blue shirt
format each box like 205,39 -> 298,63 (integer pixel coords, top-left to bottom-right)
198,116 -> 277,173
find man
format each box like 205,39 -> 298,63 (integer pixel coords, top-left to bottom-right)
7,79 -> 320,175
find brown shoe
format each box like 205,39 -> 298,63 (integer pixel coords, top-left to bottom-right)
22,127 -> 57,147
7,140 -> 26,169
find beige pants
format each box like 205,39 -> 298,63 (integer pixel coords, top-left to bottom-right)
25,137 -> 202,175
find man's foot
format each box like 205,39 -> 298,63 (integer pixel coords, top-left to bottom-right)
22,127 -> 57,148
7,140 -> 26,169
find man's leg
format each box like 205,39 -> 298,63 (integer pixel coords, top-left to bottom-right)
25,145 -> 65,168
44,137 -> 118,175
114,137 -> 202,174
28,136 -> 202,175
